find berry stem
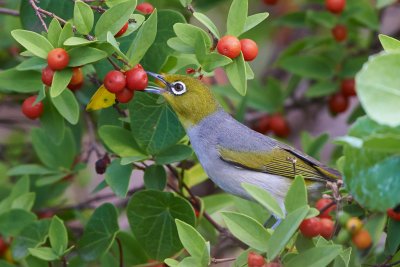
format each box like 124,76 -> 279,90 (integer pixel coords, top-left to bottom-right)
115,237 -> 124,267
107,57 -> 121,71
0,7 -> 20,16
112,53 -> 132,68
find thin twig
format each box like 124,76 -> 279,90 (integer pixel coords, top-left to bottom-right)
70,0 -> 106,13
61,257 -> 67,267
112,53 -> 132,68
115,237 -> 124,267
187,4 -> 218,50
107,57 -> 121,70
210,257 -> 237,264
29,0 -> 48,32
0,7 -> 19,16
113,103 -> 127,117
48,262 -> 53,267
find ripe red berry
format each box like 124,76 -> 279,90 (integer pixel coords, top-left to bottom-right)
240,39 -> 258,61
299,217 -> 321,238
352,229 -> 372,249
126,68 -> 148,91
332,25 -> 347,42
38,211 -> 54,219
320,218 -> 334,239
22,96 -> 43,119
262,0 -> 278,5
247,251 -> 265,267
104,70 -> 126,93
340,78 -> 356,97
47,48 -> 69,70
269,114 -> 290,138
186,68 -> 195,74
256,115 -> 270,134
116,88 -> 134,103
217,35 -> 241,59
325,0 -> 346,14
387,208 -> 400,221
68,81 -> 84,91
0,236 -> 7,255
315,199 -> 336,219
41,65 -> 55,86
69,67 -> 83,86
133,63 -> 143,70
136,3 -> 154,14
115,22 -> 129,37
329,93 -> 349,114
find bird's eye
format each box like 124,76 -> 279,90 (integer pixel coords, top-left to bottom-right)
171,81 -> 187,95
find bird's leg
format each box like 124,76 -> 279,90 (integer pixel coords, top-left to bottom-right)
286,157 -> 297,176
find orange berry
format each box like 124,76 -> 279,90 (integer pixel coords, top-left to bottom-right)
352,229 -> 371,250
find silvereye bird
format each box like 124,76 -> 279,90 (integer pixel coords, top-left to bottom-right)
145,72 -> 341,211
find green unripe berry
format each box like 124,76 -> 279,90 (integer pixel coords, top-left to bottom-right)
336,229 -> 352,243
338,211 -> 352,226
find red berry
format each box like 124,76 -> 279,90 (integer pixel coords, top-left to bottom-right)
315,199 -> 336,219
256,115 -> 270,134
186,68 -> 195,74
320,218 -> 334,239
47,48 -> 69,70
352,229 -> 371,249
269,114 -> 290,138
0,236 -> 6,255
240,39 -> 258,61
325,0 -> 346,14
247,251 -> 265,267
299,217 -> 321,238
332,25 -> 347,42
115,22 -> 129,37
104,70 -> 126,93
340,78 -> 356,97
22,96 -> 43,119
68,81 -> 84,91
69,67 -> 83,86
217,35 -> 241,59
38,211 -> 54,219
262,0 -> 278,5
387,208 -> 400,221
133,63 -> 143,70
116,88 -> 134,103
136,3 -> 154,14
329,93 -> 349,114
41,65 -> 55,86
126,68 -> 148,91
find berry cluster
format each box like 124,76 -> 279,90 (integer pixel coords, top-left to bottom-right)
255,114 -> 290,138
0,236 -> 14,264
103,64 -> 148,103
329,78 -> 356,114
247,251 -> 282,267
299,199 -> 335,239
325,0 -> 348,42
336,212 -> 372,250
217,36 -> 259,61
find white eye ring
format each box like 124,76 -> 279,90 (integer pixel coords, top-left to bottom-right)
171,81 -> 186,95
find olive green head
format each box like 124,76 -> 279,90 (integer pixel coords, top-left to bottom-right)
146,73 -> 219,129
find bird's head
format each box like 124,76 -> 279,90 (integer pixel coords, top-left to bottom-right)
145,72 -> 219,129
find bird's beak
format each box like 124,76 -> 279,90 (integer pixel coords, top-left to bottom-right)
144,71 -> 169,95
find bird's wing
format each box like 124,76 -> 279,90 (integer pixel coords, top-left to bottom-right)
217,144 -> 341,182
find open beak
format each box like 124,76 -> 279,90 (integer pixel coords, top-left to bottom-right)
144,71 -> 169,95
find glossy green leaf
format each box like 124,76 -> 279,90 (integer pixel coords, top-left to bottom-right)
64,37 -> 95,46
363,213 -> 387,246
301,132 -> 329,160
176,219 -> 209,266
233,197 -> 271,225
379,34 -> 400,52
50,68 -> 73,98
105,158 -> 133,199
7,164 -> 57,176
242,183 -> 284,218
385,218 -> 400,255
40,96 -> 66,143
48,19 -> 62,47
173,23 -> 211,51
356,53 -> 400,127
0,209 -> 37,237
95,0 -> 137,40
68,47 -> 108,67
116,231 -> 149,265
307,11 -> 336,28
49,216 -> 68,256
127,190 -> 195,260
340,56 -> 368,78
225,53 -> 247,95
280,55 -> 334,79
11,30 -> 54,58
58,22 -> 74,48
144,165 -> 167,191
74,1 -> 94,35
243,13 -> 269,34
267,206 -> 309,259
284,176 -> 307,214
155,144 -> 193,165
78,203 -> 120,261
51,89 -> 79,125
362,133 -> 400,152
226,0 -> 247,36
36,173 -> 69,187
305,81 -> 338,98
222,212 -> 270,252
29,247 -> 59,261
106,32 -> 130,61
285,245 -> 342,267
0,177 -> 30,213
193,12 -> 220,39
11,192 -> 36,211
0,68 -> 42,93
16,57 -> 47,71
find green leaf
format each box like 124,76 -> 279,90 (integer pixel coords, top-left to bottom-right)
11,219 -> 51,260
226,0 -> 247,36
225,53 -> 247,95
356,53 -> 400,127
107,32 -> 130,61
363,213 -> 387,246
29,247 -> 59,261
105,158 -> 133,199
68,47 -> 108,67
285,245 -> 342,267
16,57 -> 47,71
99,125 -> 147,158
385,218 -> 400,255
284,176 -> 307,214
243,13 -> 269,34
78,203 -> 120,261
50,68 -> 73,98
52,89 -> 80,125
155,144 -> 193,165
127,190 -> 195,260
362,133 -> 400,152
49,216 -> 68,256
307,11 -> 336,28
305,81 -> 338,98
175,219 -> 209,266
340,56 -> 368,78
116,231 -> 149,265
74,1 -> 94,35
11,30 -> 54,58
144,165 -> 167,191
47,19 -> 62,47
40,95 -> 66,143
379,34 -> 400,52
36,173 -> 69,187
301,132 -> 329,160
193,12 -> 220,39
64,37 -> 95,46
0,177 -> 30,213
58,23 -> 74,48
222,212 -> 270,252
7,164 -> 57,176
0,68 -> 42,93
0,260 -> 16,267
242,183 -> 284,218
0,209 -> 37,237
179,0 -> 192,7
11,192 -> 36,211
267,206 -> 309,260
276,11 -> 307,27
95,0 -> 137,40
280,55 -> 334,79
127,9 -> 158,66
347,0 -> 379,30
129,92 -> 186,154
173,23 -> 211,51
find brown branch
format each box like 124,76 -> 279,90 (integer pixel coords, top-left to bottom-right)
210,257 -> 236,265
0,7 -> 19,16
113,103 -> 127,117
29,0 -> 48,32
112,53 -> 132,68
107,57 -> 121,71
115,237 -> 124,267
